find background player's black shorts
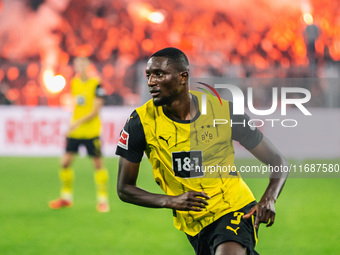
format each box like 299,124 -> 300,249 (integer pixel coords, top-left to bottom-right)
66,137 -> 102,157
186,201 -> 259,255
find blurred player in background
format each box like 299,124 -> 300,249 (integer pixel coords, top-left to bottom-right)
49,57 -> 110,213
116,48 -> 289,254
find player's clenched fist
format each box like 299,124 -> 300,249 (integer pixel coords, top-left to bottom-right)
165,191 -> 211,211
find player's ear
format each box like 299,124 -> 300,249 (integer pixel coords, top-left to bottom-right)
180,71 -> 188,85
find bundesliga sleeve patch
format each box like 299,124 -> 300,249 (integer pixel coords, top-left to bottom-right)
118,130 -> 129,150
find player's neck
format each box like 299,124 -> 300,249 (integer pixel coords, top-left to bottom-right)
79,73 -> 89,82
163,93 -> 197,121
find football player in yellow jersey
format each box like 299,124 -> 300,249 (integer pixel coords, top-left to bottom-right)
116,48 -> 289,254
49,57 -> 110,213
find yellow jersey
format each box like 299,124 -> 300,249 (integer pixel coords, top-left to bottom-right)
68,76 -> 105,139
116,90 -> 263,236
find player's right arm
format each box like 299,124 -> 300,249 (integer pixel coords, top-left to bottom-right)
117,157 -> 209,211
116,110 -> 209,211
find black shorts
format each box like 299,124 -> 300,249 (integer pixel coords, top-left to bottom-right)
186,201 -> 259,255
66,137 -> 102,157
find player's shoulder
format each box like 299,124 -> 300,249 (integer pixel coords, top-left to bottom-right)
190,90 -> 231,116
121,109 -> 146,144
124,109 -> 143,127
88,77 -> 101,88
190,90 -> 230,105
128,109 -> 140,120
190,90 -> 204,99
71,76 -> 80,85
135,99 -> 158,120
88,75 -> 101,82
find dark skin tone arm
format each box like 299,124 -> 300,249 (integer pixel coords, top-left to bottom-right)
117,135 -> 288,226
117,135 -> 288,228
117,157 -> 210,211
243,136 -> 289,229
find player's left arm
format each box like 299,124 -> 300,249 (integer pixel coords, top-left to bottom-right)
69,85 -> 105,131
243,136 -> 289,229
229,102 -> 289,229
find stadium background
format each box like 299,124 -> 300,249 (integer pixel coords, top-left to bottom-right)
0,0 -> 339,254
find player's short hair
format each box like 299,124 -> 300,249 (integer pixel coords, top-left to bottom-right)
150,47 -> 189,72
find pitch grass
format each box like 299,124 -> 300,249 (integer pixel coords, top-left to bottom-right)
0,157 -> 339,255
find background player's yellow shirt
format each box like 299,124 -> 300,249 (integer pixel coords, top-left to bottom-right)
135,91 -> 255,236
68,77 -> 101,139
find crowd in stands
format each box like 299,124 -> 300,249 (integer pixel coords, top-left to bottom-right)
0,0 -> 339,107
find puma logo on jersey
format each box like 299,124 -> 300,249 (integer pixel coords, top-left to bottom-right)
159,136 -> 171,146
226,226 -> 239,235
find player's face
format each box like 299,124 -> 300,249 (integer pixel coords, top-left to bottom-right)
73,57 -> 90,75
146,57 -> 185,106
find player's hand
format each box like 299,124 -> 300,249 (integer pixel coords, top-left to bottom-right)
68,121 -> 81,133
243,199 -> 276,229
166,191 -> 210,211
